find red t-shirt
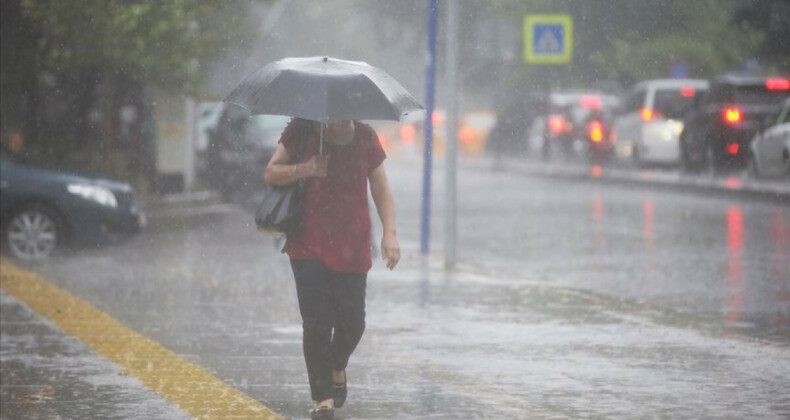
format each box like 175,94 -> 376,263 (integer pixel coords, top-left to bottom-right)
280,118 -> 386,273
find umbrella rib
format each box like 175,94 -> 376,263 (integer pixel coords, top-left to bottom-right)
225,101 -> 251,112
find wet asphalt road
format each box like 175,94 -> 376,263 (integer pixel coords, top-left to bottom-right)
416,157 -> 790,341
2,155 -> 789,419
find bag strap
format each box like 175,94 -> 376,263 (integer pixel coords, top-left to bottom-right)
281,120 -> 310,253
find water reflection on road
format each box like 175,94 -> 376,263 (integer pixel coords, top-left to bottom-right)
769,210 -> 790,335
399,159 -> 790,341
726,205 -> 743,327
578,194 -> 788,339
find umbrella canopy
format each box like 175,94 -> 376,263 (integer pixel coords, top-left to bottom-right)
224,56 -> 423,123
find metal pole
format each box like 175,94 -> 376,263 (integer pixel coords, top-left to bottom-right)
184,97 -> 196,190
421,0 -> 439,255
444,0 -> 458,268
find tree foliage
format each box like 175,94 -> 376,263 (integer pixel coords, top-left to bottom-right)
13,0 -> 258,94
489,0 -> 769,88
733,0 -> 790,71
1,0 -> 262,180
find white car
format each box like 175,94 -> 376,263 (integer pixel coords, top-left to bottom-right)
613,79 -> 709,165
748,98 -> 790,178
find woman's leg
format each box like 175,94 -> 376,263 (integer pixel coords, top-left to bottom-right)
291,259 -> 334,404
329,272 -> 367,372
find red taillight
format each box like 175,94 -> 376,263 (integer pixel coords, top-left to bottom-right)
548,115 -> 567,135
727,143 -> 740,155
580,96 -> 601,110
432,111 -> 445,126
766,79 -> 790,91
588,120 -> 604,143
641,108 -> 663,122
722,107 -> 742,126
680,87 -> 696,98
458,126 -> 475,145
399,124 -> 416,145
378,134 -> 389,149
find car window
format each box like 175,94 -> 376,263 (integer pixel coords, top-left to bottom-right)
762,107 -> 782,128
731,85 -> 787,106
691,91 -> 708,109
653,89 -> 700,119
625,89 -> 646,112
708,84 -> 731,103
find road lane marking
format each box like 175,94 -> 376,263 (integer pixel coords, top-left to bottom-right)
0,258 -> 282,420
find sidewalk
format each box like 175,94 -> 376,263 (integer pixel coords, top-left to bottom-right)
464,156 -> 790,202
3,252 -> 789,419
1,257 -> 281,420
0,292 -> 191,420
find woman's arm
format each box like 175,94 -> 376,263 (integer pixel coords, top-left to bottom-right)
264,144 -> 328,187
369,163 -> 400,270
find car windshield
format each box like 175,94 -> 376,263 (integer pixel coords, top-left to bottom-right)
732,85 -> 789,106
653,89 -> 701,119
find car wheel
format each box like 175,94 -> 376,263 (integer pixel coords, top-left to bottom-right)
4,205 -> 61,262
709,145 -> 726,174
746,151 -> 761,179
633,144 -> 644,168
680,142 -> 694,172
541,138 -> 551,161
681,132 -> 707,173
784,148 -> 790,180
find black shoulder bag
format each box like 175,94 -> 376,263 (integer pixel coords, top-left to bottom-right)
255,120 -> 311,235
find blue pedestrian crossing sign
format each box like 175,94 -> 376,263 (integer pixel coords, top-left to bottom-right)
524,15 -> 573,65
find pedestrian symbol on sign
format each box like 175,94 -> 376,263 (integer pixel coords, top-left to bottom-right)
524,15 -> 573,65
534,25 -> 563,54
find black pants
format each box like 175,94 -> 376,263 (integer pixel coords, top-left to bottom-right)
290,259 -> 367,402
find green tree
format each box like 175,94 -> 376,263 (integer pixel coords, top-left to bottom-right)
1,0 -> 261,180
489,0 -> 765,88
17,0 -> 258,93
733,0 -> 790,72
587,1 -> 764,84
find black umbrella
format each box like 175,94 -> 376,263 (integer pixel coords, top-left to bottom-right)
224,56 -> 423,124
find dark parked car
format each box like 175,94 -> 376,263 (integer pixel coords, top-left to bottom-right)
0,152 -> 145,262
680,75 -> 790,172
203,104 -> 290,198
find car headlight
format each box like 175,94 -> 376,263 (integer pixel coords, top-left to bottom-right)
67,184 -> 118,207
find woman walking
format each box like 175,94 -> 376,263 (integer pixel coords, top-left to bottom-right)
265,117 -> 400,420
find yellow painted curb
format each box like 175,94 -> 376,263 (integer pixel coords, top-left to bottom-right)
0,258 -> 282,420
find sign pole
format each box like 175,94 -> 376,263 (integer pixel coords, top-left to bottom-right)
421,0 -> 439,256
444,0 -> 458,268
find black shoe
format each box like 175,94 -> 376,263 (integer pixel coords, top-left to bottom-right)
310,407 -> 334,420
332,370 -> 347,408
